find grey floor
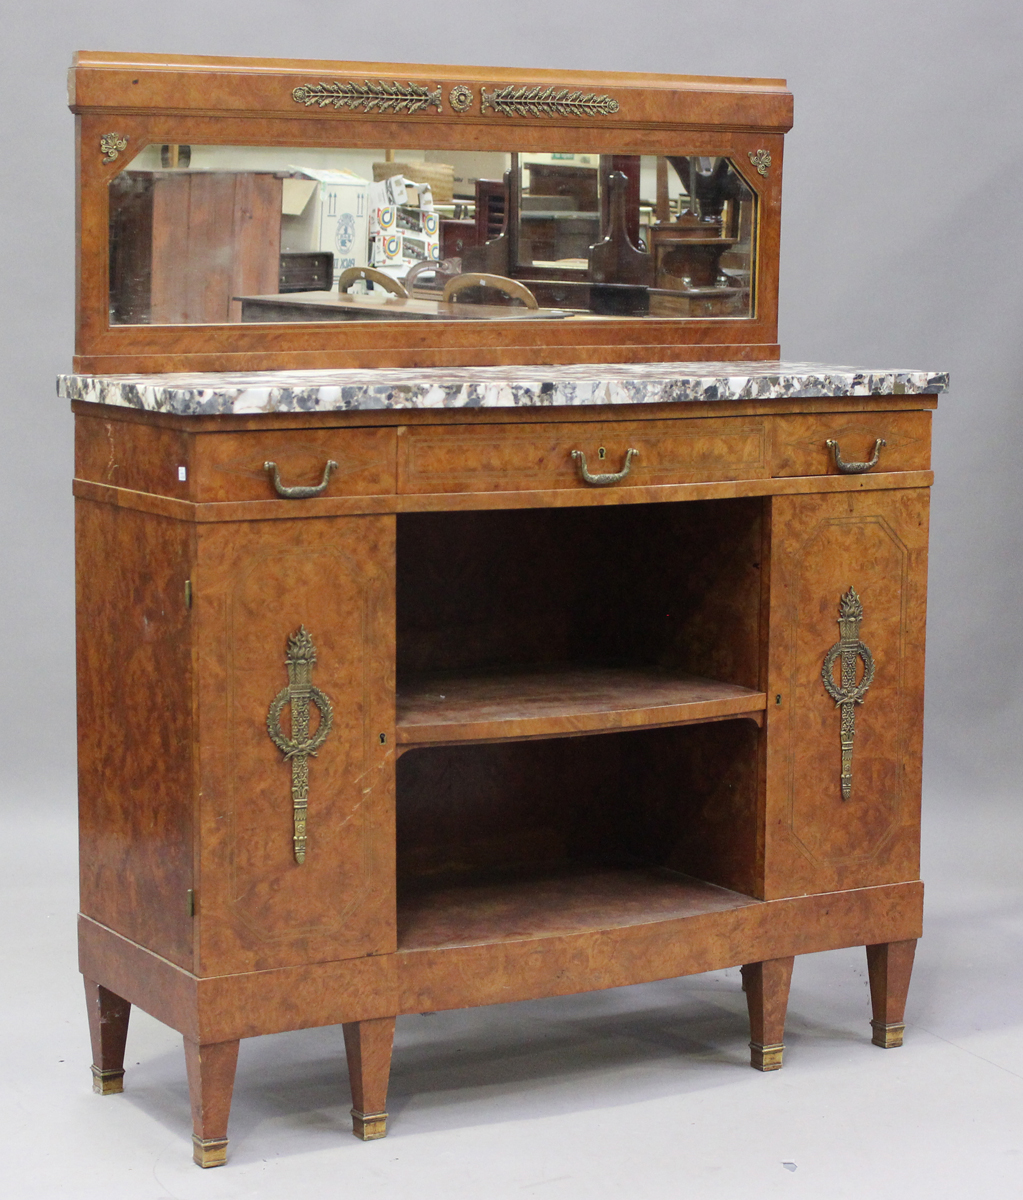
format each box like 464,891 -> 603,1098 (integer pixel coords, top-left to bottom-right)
4,784 -> 1021,1199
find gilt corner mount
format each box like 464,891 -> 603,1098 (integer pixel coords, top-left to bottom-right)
100,133 -> 128,162
748,149 -> 772,176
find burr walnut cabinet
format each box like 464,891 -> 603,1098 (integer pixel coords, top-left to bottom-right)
68,52 -> 943,1169
73,379 -> 940,1166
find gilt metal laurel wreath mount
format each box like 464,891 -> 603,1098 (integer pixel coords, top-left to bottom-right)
266,627 -> 334,864
821,588 -> 875,801
290,80 -> 619,118
292,80 -> 443,114
480,85 -> 619,117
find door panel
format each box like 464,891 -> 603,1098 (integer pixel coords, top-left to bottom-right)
763,489 -> 928,899
195,515 -> 395,975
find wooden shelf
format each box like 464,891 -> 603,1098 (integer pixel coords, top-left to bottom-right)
395,664 -> 766,747
397,863 -> 757,951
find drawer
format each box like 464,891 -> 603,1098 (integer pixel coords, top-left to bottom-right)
770,412 -> 931,478
76,417 -> 397,502
193,427 -> 396,501
397,418 -> 769,495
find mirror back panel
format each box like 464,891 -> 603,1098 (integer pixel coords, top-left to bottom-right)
72,53 -> 792,372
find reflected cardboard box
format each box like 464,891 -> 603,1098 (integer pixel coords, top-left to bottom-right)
368,178 -> 435,235
370,186 -> 440,270
281,168 -> 369,281
372,228 -> 440,269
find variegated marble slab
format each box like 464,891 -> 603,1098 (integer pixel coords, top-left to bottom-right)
58,361 -> 948,417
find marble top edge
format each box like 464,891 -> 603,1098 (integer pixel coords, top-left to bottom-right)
58,361 -> 949,416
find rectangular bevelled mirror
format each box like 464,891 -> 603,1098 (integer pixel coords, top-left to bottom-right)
108,145 -> 757,326
73,54 -> 791,370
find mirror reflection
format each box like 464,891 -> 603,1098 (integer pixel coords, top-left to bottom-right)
109,146 -> 756,325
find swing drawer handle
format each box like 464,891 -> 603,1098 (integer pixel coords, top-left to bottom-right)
571,448 -> 638,486
264,460 -> 338,499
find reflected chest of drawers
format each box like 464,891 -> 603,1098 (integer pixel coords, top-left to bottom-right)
68,361 -> 944,1166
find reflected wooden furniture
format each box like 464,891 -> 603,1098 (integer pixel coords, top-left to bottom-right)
475,178 -> 508,245
338,266 -> 409,298
278,251 -> 333,294
108,170 -> 282,325
75,385 -> 936,1166
236,291 -> 568,321
405,257 -> 462,300
439,218 -> 476,261
442,272 -> 539,309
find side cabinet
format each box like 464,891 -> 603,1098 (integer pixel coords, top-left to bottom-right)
73,390 -> 939,1166
193,514 -> 396,975
763,488 -> 930,899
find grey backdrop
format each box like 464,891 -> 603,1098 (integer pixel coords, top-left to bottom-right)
0,0 -> 1020,808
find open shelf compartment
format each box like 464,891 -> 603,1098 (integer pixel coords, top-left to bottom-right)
395,499 -> 768,948
398,862 -> 758,951
396,664 -> 766,747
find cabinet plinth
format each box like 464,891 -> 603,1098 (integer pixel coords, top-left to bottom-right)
74,388 -> 935,1165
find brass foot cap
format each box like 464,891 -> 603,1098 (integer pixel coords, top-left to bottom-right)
351,1108 -> 388,1140
750,1041 -> 785,1071
192,1135 -> 229,1168
871,1020 -> 905,1049
91,1066 -> 124,1095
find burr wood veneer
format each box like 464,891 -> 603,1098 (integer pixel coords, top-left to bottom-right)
75,386 -> 936,1166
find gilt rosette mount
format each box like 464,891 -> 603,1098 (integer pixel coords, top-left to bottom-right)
266,627 -> 334,864
292,79 -> 443,114
821,587 -> 875,801
448,84 -> 474,113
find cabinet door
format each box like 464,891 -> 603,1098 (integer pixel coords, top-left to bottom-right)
764,489 -> 929,899
194,515 -> 395,975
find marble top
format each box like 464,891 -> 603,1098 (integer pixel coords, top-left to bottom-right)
58,361 -> 948,417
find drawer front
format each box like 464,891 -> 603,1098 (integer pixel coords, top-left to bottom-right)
75,416 -> 396,502
398,418 -> 769,494
770,411 -> 931,478
76,414 -> 192,499
195,427 -> 396,501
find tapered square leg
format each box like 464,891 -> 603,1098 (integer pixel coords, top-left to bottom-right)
866,939 -> 916,1048
343,1017 -> 395,1140
184,1038 -> 240,1167
742,956 -> 794,1070
84,976 -> 131,1095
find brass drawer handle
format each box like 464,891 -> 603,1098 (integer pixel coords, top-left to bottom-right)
571,448 -> 638,486
826,438 -> 886,474
264,459 -> 338,498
